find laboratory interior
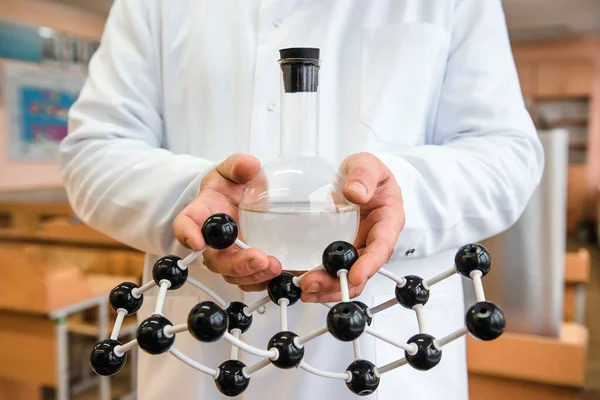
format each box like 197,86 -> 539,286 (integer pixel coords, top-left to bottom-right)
0,0 -> 600,399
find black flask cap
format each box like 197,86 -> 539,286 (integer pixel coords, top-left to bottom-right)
279,47 -> 320,61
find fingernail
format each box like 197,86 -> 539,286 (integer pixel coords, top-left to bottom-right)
348,181 -> 368,196
185,239 -> 195,250
306,283 -> 321,293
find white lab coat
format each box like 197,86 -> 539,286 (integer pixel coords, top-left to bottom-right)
59,0 -> 544,399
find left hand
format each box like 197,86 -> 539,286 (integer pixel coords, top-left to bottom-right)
299,152 -> 405,302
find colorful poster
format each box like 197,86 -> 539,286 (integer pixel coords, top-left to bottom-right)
3,63 -> 86,162
19,87 -> 75,146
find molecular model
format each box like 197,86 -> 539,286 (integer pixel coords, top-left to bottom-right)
89,213 -> 506,397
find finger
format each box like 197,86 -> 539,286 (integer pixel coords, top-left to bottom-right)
238,282 -> 268,292
299,270 -> 343,295
224,271 -> 274,286
350,207 -> 403,284
348,238 -> 394,287
173,193 -> 239,249
172,212 -> 205,250
339,153 -> 386,205
216,153 -> 262,184
203,247 -> 270,277
352,213 -> 372,250
300,269 -> 364,297
301,284 -> 366,303
354,206 -> 403,247
238,168 -> 269,207
222,257 -> 282,285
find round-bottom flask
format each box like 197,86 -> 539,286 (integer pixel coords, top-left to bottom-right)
238,48 -> 359,272
239,156 -> 359,272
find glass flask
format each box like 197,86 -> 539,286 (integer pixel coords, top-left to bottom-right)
238,47 -> 360,272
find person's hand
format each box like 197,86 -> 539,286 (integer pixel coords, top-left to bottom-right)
172,154 -> 282,292
298,152 -> 405,302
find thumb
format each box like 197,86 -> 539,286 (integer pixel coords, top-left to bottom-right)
216,153 -> 262,184
340,153 -> 384,205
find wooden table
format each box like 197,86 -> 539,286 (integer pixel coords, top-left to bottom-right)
0,274 -> 137,400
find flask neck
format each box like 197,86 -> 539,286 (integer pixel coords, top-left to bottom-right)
279,60 -> 320,158
280,91 -> 319,158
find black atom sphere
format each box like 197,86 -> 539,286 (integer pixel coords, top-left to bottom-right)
214,359 -> 250,397
89,339 -> 127,376
187,301 -> 228,342
395,275 -> 430,309
322,241 -> 359,278
346,359 -> 380,396
227,301 -> 253,333
108,281 -> 143,314
466,301 -> 506,341
454,243 -> 492,278
152,255 -> 188,290
405,333 -> 442,371
326,301 -> 367,341
267,272 -> 301,306
202,213 -> 238,249
136,314 -> 175,355
268,331 -> 304,369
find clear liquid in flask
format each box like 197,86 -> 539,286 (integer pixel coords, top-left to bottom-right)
239,202 -> 359,272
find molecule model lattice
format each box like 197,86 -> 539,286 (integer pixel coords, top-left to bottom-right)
89,213 -> 506,397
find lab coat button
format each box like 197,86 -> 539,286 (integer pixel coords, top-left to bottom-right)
267,103 -> 277,111
273,19 -> 282,27
405,248 -> 415,256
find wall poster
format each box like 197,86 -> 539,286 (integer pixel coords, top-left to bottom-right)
2,63 -> 86,162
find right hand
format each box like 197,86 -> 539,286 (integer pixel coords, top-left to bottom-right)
172,154 -> 282,292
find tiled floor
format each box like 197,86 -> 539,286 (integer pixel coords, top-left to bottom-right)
68,239 -> 600,400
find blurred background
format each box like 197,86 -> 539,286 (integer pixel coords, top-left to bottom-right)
0,0 -> 599,399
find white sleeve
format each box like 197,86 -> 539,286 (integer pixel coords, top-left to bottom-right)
59,0 -> 215,256
374,0 -> 545,259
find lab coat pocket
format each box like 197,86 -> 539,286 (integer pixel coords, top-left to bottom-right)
359,22 -> 449,146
